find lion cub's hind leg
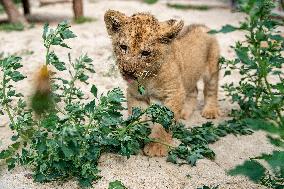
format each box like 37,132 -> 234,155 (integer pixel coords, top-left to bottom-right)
201,39 -> 221,119
181,86 -> 198,120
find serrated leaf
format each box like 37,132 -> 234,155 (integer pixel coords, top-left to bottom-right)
61,29 -> 77,39
6,157 -> 16,171
61,145 -> 74,158
267,136 -> 284,148
83,56 -> 93,63
167,153 -> 178,164
228,160 -> 266,182
0,149 -> 13,159
91,85 -> 98,97
78,73 -> 89,82
209,25 -> 238,34
10,71 -> 26,82
51,36 -> 62,45
257,151 -> 284,175
48,52 -> 66,71
187,152 -> 203,166
60,43 -> 71,49
108,180 -> 127,189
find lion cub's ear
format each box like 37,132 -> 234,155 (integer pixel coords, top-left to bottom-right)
104,10 -> 128,36
159,20 -> 184,44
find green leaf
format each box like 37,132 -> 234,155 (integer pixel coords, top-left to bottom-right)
61,29 -> 77,39
187,152 -> 203,166
243,118 -> 281,134
167,153 -> 178,164
6,157 -> 17,170
208,25 -> 238,34
235,47 -> 251,65
91,85 -> 98,97
167,3 -> 209,10
143,0 -> 158,4
79,177 -> 93,188
10,71 -> 26,82
78,73 -> 89,82
11,135 -> 19,141
0,23 -> 25,32
60,43 -> 71,49
108,180 -> 127,189
61,145 -> 74,158
138,85 -> 145,95
11,142 -> 20,150
51,36 -> 62,45
82,55 -> 93,63
267,136 -> 284,148
48,52 -> 66,71
0,149 -> 13,159
257,151 -> 284,176
228,160 -> 266,182
270,34 -> 284,41
224,70 -> 231,76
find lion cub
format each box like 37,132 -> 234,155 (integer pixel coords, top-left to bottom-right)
104,10 -> 220,157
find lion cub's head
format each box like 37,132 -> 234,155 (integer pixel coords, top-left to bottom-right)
104,10 -> 184,82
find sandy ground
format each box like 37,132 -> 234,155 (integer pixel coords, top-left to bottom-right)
0,0 -> 281,188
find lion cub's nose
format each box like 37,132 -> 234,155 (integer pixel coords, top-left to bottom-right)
123,70 -> 135,76
122,70 -> 137,80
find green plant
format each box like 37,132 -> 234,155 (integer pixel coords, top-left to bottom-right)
0,21 -> 178,187
168,121 -> 252,166
211,0 -> 284,128
0,6 -> 4,14
74,16 -> 96,24
0,21 -> 252,188
143,0 -> 158,5
211,0 -> 284,188
167,3 -> 209,11
0,22 -> 25,32
229,151 -> 284,188
108,180 -> 127,189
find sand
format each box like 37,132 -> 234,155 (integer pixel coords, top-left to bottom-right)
0,0 -> 281,188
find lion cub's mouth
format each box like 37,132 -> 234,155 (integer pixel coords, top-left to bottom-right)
122,73 -> 137,84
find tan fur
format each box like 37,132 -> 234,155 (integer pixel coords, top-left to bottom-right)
104,10 -> 220,157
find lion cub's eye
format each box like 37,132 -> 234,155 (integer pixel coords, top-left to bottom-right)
120,45 -> 128,53
141,50 -> 151,57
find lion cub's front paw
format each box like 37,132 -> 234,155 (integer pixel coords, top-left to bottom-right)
201,106 -> 220,119
143,124 -> 172,157
143,143 -> 169,157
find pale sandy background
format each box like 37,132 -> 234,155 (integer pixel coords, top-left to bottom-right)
0,0 -> 282,188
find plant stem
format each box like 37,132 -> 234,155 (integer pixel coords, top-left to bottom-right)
45,45 -> 50,65
148,138 -> 175,149
2,73 -> 16,127
264,76 -> 284,126
67,68 -> 78,104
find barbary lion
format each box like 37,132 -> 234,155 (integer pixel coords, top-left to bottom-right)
104,10 -> 220,157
